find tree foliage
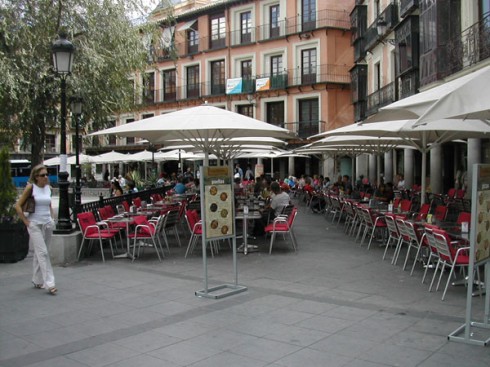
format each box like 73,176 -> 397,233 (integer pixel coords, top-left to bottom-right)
0,147 -> 17,221
0,0 -> 159,165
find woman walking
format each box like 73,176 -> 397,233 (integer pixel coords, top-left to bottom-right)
15,164 -> 57,295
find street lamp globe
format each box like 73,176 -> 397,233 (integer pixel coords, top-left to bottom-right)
52,33 -> 75,75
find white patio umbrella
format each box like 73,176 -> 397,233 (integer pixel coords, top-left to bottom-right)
91,151 -> 129,164
311,119 -> 490,202
125,150 -> 158,162
308,135 -> 412,184
368,65 -> 490,123
44,156 -> 61,166
236,148 -> 309,176
415,65 -> 490,123
90,105 -> 292,165
67,154 -> 98,165
44,154 -> 97,166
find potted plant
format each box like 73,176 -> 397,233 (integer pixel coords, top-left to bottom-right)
0,147 -> 29,263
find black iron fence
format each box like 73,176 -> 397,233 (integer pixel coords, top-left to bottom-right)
78,186 -> 171,222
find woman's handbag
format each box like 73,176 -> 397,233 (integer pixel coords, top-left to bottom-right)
22,187 -> 35,213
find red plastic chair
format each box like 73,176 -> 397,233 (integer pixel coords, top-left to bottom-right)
122,200 -> 130,212
456,189 -> 465,199
184,209 -> 203,258
413,203 -> 430,221
128,215 -> 163,262
429,228 -> 477,300
104,205 -> 116,217
133,197 -> 142,208
446,188 -> 457,200
382,214 -> 401,261
265,207 -> 298,254
98,207 -> 128,248
433,205 -> 448,221
393,197 -> 401,210
400,199 -> 412,213
360,208 -> 387,250
456,211 -> 471,224
77,212 -> 118,262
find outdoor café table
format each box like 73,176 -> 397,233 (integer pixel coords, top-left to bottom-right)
235,208 -> 263,255
105,215 -> 136,260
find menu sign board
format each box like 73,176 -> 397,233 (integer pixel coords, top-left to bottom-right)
202,166 -> 234,240
474,165 -> 490,262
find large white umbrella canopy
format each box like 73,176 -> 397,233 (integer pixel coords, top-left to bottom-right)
368,65 -> 490,123
415,65 -> 490,123
159,136 -> 287,160
124,150 -> 171,162
91,151 -> 129,164
44,154 -> 97,166
91,105 -> 292,164
308,135 -> 413,184
312,119 -> 490,202
44,156 -> 61,166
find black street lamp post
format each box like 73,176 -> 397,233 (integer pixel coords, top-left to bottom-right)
70,97 -> 83,219
52,33 -> 75,233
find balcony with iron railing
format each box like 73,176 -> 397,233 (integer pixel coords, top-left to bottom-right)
399,70 -> 418,100
140,80 -> 227,105
421,12 -> 490,87
287,64 -> 351,86
229,28 -> 256,47
400,0 -> 418,18
366,82 -> 396,116
150,8 -> 350,61
284,120 -> 326,139
364,2 -> 399,52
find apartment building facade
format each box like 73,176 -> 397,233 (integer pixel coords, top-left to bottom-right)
351,0 -> 490,194
88,0 -> 355,178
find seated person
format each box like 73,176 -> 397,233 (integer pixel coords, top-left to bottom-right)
174,179 -> 186,194
253,182 -> 290,236
373,183 -> 393,202
127,181 -> 138,194
233,177 -> 244,196
270,182 -> 291,218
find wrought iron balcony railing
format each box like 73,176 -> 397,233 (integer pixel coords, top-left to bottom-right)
138,64 -> 349,106
366,82 -> 396,116
149,8 -> 350,61
284,120 -> 326,139
442,12 -> 490,79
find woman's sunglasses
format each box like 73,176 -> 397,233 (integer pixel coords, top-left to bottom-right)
37,173 -> 48,177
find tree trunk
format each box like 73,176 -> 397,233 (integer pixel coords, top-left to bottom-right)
30,110 -> 46,167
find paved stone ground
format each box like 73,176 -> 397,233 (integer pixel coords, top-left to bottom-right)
1,199 -> 489,367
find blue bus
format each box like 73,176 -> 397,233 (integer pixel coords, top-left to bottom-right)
10,160 -> 58,187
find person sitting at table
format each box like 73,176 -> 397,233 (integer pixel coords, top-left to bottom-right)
253,182 -> 289,236
233,177 -> 244,196
341,175 -> 353,197
174,179 -> 186,194
270,182 -> 290,217
373,183 -> 394,202
127,181 -> 138,194
111,179 -> 124,197
260,177 -> 272,200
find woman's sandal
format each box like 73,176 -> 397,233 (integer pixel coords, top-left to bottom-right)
32,282 -> 43,289
48,287 -> 58,295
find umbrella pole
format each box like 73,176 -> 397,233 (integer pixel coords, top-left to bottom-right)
420,133 -> 428,205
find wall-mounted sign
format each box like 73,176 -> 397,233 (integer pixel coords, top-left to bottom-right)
255,78 -> 270,91
226,78 -> 243,94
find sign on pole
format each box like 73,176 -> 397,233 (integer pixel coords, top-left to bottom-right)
195,166 -> 247,299
448,163 -> 490,346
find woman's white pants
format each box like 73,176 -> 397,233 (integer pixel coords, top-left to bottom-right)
28,222 -> 55,289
